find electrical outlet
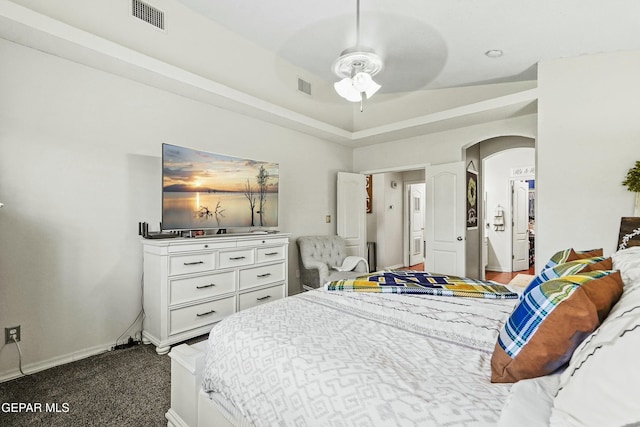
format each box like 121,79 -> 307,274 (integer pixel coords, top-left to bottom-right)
5,325 -> 20,344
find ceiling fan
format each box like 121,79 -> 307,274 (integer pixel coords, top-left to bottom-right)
332,0 -> 383,110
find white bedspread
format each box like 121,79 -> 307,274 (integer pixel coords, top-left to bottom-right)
202,289 -> 517,426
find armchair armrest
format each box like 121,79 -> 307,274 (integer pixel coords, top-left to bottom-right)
299,257 -> 330,289
353,258 -> 369,273
301,258 -> 330,278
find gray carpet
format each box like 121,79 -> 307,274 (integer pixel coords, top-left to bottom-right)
0,343 -> 174,426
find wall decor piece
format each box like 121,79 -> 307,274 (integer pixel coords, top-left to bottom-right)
162,143 -> 279,230
493,205 -> 505,232
617,217 -> 640,250
466,169 -> 478,229
366,174 -> 372,213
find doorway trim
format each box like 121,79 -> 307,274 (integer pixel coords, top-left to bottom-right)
403,180 -> 426,268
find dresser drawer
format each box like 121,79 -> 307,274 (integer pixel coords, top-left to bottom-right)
169,252 -> 216,276
167,240 -> 233,253
219,249 -> 254,269
239,284 -> 285,311
239,262 -> 285,290
169,270 -> 236,305
237,237 -> 289,247
256,246 -> 285,263
169,297 -> 236,335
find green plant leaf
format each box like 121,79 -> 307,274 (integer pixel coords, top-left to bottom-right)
622,160 -> 640,192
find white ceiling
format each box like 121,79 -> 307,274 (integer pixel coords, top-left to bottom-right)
2,0 -> 639,146
174,0 -> 640,93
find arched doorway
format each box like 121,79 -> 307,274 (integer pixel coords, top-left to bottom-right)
465,136 -> 536,280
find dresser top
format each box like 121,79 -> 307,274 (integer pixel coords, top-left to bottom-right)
141,232 -> 290,249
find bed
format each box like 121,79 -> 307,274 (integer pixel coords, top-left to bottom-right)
166,247 -> 640,427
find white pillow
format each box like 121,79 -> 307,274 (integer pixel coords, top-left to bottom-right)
549,288 -> 640,427
498,371 -> 561,427
612,246 -> 640,288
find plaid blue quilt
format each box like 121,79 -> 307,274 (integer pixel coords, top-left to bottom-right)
326,270 -> 518,299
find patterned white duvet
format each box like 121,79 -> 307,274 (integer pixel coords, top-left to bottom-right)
202,288 -> 518,426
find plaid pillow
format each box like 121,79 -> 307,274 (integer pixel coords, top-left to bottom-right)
543,248 -> 603,270
491,270 -> 623,383
522,256 -> 611,296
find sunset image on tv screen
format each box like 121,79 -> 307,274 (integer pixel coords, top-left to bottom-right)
162,144 -> 279,230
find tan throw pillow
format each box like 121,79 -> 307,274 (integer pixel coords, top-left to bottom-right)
580,257 -> 613,272
491,271 -> 623,383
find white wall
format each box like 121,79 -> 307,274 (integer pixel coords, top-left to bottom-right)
374,172 -> 404,269
0,39 -> 352,379
537,50 -> 640,267
354,114 -> 537,173
484,148 -> 535,272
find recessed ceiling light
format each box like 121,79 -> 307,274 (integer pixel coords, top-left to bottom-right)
485,49 -> 503,58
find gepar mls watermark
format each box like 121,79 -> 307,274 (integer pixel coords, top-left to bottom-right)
2,402 -> 70,413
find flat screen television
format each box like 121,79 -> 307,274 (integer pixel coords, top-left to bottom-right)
161,143 -> 279,231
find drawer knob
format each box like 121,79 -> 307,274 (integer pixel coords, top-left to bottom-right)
196,283 -> 216,289
229,256 -> 246,261
257,295 -> 271,301
196,310 -> 216,317
204,244 -> 209,248
265,252 -> 278,256
257,273 -> 272,278
184,261 -> 204,266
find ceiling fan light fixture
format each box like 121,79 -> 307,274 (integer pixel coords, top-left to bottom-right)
332,0 -> 383,106
334,77 -> 363,102
332,48 -> 383,78
352,71 -> 373,91
332,49 -> 383,102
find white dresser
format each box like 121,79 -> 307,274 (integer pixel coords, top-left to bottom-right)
142,233 -> 289,354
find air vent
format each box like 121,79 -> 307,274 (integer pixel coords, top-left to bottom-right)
297,78 -> 312,96
131,0 -> 165,30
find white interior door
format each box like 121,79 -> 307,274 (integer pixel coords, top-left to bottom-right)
337,172 -> 366,258
512,180 -> 530,271
425,162 -> 466,276
408,183 -> 425,266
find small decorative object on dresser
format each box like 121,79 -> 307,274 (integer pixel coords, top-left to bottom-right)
142,233 -> 289,354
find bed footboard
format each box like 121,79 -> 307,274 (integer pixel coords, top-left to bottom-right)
166,342 -> 208,427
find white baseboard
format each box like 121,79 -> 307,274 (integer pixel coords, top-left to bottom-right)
0,342 -> 113,383
486,265 -> 510,273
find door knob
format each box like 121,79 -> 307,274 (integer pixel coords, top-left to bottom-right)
457,236 -> 463,241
